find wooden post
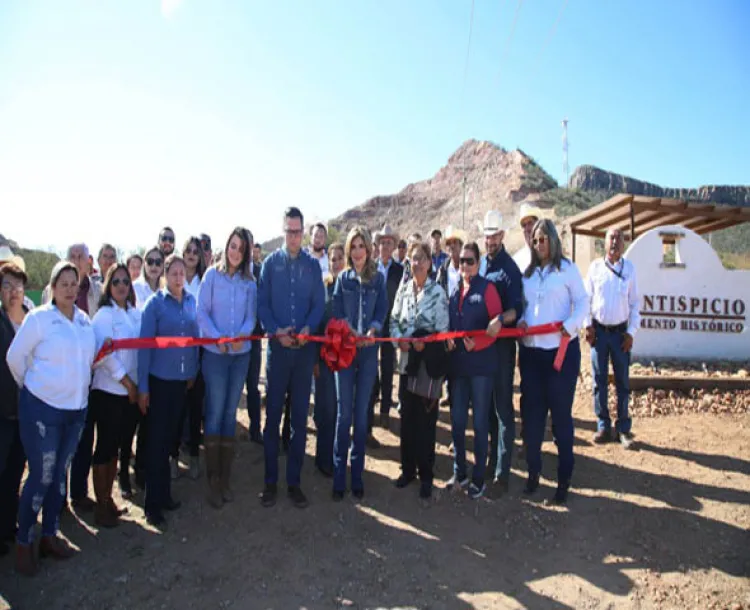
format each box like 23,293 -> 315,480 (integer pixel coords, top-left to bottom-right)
629,201 -> 636,241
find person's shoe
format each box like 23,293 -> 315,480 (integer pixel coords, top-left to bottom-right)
145,512 -> 167,529
164,498 -> 181,512
39,535 -> 76,560
379,412 -> 391,429
394,474 -> 416,489
352,487 -> 364,501
219,438 -> 235,502
189,456 -> 201,480
288,486 -> 309,509
316,463 -> 333,478
593,429 -> 612,444
551,481 -> 570,505
260,484 -> 277,508
445,474 -> 469,491
523,473 -> 540,495
365,434 -> 381,450
71,495 -> 96,513
468,482 -> 486,500
15,543 -> 37,576
493,475 -> 510,494
170,457 -> 180,480
332,489 -> 345,502
419,481 -> 433,499
618,431 -> 635,450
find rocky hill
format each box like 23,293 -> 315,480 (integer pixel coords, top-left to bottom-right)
0,234 -> 60,290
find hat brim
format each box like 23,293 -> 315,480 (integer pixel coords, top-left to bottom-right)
483,228 -> 503,236
375,234 -> 398,245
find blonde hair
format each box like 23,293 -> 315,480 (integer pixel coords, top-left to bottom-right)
344,226 -> 377,283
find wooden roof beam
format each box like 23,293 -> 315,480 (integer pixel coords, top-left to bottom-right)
589,209 -> 664,232
567,194 -> 633,227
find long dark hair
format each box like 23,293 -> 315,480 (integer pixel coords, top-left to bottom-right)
524,219 -> 567,277
99,263 -> 136,308
182,236 -> 207,280
217,227 -> 253,280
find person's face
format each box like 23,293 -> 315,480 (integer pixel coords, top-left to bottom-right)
533,229 -> 551,262
53,269 -> 79,308
606,230 -> 624,262
110,267 -> 131,305
398,244 -> 406,260
329,248 -> 345,277
484,231 -> 504,257
378,237 -> 394,263
98,248 -> 116,278
166,261 -> 186,294
145,251 -> 164,281
349,236 -> 368,269
522,217 -> 538,247
227,234 -> 245,270
446,239 -> 462,261
0,274 -> 25,309
128,258 -> 142,281
410,248 -> 430,282
200,238 -> 212,267
284,217 -> 303,254
159,230 -> 175,255
431,235 -> 442,253
183,242 -> 201,272
253,245 -> 262,264
312,227 -> 327,250
68,246 -> 89,278
459,247 -> 479,283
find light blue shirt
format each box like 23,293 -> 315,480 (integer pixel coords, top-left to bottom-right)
197,266 -> 257,355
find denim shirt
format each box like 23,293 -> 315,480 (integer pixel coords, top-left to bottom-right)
481,246 -> 524,325
138,288 -> 199,393
197,266 -> 257,355
333,267 -> 388,335
257,247 -> 325,335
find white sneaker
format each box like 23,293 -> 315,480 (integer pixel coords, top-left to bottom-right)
618,432 -> 634,450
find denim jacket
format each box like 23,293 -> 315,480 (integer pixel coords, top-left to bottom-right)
332,268 -> 387,335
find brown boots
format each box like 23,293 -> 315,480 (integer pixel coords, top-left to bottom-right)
16,535 -> 77,576
205,436 -> 236,508
15,544 -> 36,576
93,462 -> 120,528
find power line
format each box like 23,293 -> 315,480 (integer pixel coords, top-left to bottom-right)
497,0 -> 525,85
531,0 -> 569,72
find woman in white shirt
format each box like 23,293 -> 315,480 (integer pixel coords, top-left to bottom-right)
133,246 -> 164,309
517,219 -> 589,505
6,261 -> 97,575
89,264 -> 141,528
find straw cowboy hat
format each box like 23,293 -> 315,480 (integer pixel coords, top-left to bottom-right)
519,201 -> 544,226
374,224 -> 399,246
443,224 -> 467,245
482,210 -> 504,236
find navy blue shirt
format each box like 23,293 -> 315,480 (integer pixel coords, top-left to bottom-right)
138,288 -> 200,393
257,247 -> 325,335
481,246 -> 524,326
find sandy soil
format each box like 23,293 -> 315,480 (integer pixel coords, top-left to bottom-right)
1,344 -> 749,610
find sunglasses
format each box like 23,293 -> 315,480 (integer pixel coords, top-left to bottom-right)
533,236 -> 548,246
185,247 -> 201,256
459,257 -> 476,266
160,235 -> 175,243
146,257 -> 163,267
111,278 -> 131,288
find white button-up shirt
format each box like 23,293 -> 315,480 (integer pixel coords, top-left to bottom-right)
512,246 -> 532,275
133,277 -> 158,310
91,301 -> 142,396
520,259 -> 589,349
309,248 -> 329,280
6,303 -> 96,410
184,273 -> 201,300
584,256 -> 640,337
447,263 -> 460,296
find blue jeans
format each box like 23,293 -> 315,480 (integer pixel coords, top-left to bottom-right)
519,339 -> 580,483
245,339 -> 262,438
591,327 -> 632,434
17,388 -> 86,545
314,360 -> 337,473
489,339 -> 517,480
203,350 -> 252,438
264,342 -> 315,487
450,375 -> 493,487
333,346 -> 378,492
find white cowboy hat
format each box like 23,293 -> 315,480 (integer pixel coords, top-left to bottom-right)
482,210 -> 504,236
519,202 -> 543,226
443,224 -> 467,244
374,224 -> 399,246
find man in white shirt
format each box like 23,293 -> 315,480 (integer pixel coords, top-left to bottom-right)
435,225 -> 465,297
512,202 -> 543,274
584,228 -> 640,449
308,222 -> 329,279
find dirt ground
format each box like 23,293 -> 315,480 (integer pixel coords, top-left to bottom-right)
1,344 -> 749,610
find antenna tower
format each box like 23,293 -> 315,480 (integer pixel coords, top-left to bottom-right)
561,117 -> 569,186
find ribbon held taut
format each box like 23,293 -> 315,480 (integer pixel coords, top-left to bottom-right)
96,320 -> 570,372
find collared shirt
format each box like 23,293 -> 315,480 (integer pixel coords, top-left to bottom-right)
133,277 -> 158,310
432,251 -> 448,273
481,246 -> 524,326
377,257 -> 393,282
512,246 -> 532,275
184,274 -> 201,300
520,259 -> 589,350
7,303 -> 96,411
137,288 -> 199,393
308,247 -> 329,279
197,266 -> 257,355
257,247 -> 325,335
447,263 -> 460,296
92,301 -> 141,396
585,257 -> 640,336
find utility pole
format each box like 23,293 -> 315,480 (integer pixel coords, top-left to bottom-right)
562,117 -> 569,187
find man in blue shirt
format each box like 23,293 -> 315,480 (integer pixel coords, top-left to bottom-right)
480,210 -> 524,492
430,229 -> 448,273
257,207 -> 325,508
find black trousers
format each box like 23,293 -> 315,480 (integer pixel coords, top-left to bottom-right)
69,406 -> 95,500
173,372 -> 204,458
119,402 -> 148,488
145,376 -> 186,516
89,389 -> 127,465
399,390 -> 439,484
0,417 -> 25,539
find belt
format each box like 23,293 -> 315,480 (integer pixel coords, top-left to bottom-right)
593,319 -> 627,333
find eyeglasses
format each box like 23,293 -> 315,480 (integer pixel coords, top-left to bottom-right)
160,235 -> 175,243
185,247 -> 200,256
111,278 -> 131,288
284,228 -> 303,236
533,236 -> 548,246
459,257 -> 476,266
1,281 -> 24,292
146,257 -> 163,267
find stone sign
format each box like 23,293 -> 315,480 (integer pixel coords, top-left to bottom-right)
625,225 -> 749,361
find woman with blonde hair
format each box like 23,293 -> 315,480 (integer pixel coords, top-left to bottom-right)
331,227 -> 387,500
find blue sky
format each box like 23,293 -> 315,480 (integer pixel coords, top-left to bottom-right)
1,0 -> 748,252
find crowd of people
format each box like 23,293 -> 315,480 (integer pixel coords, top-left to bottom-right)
0,202 -> 640,577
